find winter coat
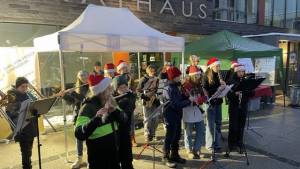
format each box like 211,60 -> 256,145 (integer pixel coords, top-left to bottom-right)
202,71 -> 223,105
75,96 -> 127,169
163,82 -> 191,122
6,88 -> 37,141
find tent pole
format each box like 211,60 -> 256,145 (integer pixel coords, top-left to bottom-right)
181,51 -> 185,78
138,52 -> 141,79
59,50 -> 69,162
163,52 -> 166,64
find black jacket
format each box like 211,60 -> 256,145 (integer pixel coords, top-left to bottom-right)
6,88 -> 37,141
202,71 -> 223,105
74,96 -> 127,169
114,92 -> 136,129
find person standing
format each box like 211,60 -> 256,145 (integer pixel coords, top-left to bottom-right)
116,60 -> 135,91
225,60 -> 238,84
202,57 -> 226,152
162,66 -> 191,168
74,74 -> 127,169
182,66 -> 206,159
227,64 -> 254,153
112,75 -> 136,169
186,55 -> 200,75
69,70 -> 89,169
137,65 -> 160,142
6,77 -> 37,169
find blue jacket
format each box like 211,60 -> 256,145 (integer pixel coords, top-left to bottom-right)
163,83 -> 191,122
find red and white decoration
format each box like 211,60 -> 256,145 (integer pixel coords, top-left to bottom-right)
188,66 -> 202,76
104,63 -> 116,74
207,57 -> 220,68
88,74 -> 111,96
116,60 -> 128,71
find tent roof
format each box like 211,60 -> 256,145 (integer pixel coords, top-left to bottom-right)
34,4 -> 184,52
185,30 -> 282,59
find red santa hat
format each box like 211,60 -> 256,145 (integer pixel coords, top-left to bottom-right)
188,66 -> 202,76
166,66 -> 181,80
207,57 -> 220,68
234,64 -> 246,72
88,74 -> 111,96
116,60 -> 128,71
231,60 -> 238,68
104,63 -> 116,74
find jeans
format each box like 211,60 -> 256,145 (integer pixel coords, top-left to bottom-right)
205,104 -> 222,150
184,121 -> 205,152
163,118 -> 181,151
19,138 -> 34,169
143,106 -> 159,139
76,138 -> 84,157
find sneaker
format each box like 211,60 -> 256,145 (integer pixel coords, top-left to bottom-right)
71,156 -> 83,169
186,151 -> 194,159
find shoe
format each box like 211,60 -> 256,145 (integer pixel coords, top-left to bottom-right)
71,156 -> 83,169
192,151 -> 200,159
186,151 -> 194,159
170,149 -> 186,164
162,150 -> 177,168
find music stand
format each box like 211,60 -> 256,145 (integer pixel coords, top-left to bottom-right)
14,97 -> 57,169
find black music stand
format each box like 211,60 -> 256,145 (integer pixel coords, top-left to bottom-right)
14,97 -> 57,169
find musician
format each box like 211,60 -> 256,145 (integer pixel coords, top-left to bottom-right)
116,60 -> 136,92
112,75 -> 136,169
104,63 -> 119,79
6,77 -> 37,169
186,55 -> 201,75
202,57 -> 226,152
162,66 -> 191,168
69,70 -> 89,169
225,60 -> 238,84
75,74 -> 127,169
227,64 -> 254,153
182,66 -> 206,159
137,65 -> 160,142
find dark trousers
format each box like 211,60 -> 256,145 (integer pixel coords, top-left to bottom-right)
119,129 -> 134,169
228,104 -> 247,149
163,117 -> 182,152
19,139 -> 34,169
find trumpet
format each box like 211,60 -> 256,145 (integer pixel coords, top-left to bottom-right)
0,90 -> 16,107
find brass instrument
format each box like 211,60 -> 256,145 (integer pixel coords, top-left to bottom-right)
0,90 -> 16,107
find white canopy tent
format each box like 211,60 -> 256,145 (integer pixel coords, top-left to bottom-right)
34,4 -> 185,161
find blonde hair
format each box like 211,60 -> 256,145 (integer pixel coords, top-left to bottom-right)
146,65 -> 155,74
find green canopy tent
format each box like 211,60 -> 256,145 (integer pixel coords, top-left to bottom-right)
185,30 -> 286,109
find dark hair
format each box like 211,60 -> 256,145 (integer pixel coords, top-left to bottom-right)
15,77 -> 29,88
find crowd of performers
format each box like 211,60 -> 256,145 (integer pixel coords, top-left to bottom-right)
1,55 -> 255,169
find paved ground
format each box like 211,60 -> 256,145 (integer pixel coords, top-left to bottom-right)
0,103 -> 299,169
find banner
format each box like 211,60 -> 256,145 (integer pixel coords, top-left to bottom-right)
254,56 -> 276,85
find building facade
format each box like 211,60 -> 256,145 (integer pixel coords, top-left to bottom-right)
1,0 -> 300,93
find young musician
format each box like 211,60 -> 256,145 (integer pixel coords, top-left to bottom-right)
70,70 -> 89,169
182,66 -> 206,159
202,57 -> 226,152
75,74 -> 127,169
104,63 -> 118,79
5,77 -> 37,169
137,65 -> 160,142
227,64 -> 254,153
225,60 -> 238,84
116,60 -> 135,91
112,75 -> 136,169
162,66 -> 191,168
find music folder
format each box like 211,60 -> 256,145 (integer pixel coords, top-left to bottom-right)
234,77 -> 265,91
13,97 -> 57,139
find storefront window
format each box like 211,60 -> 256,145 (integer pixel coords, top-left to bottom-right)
273,0 -> 285,27
247,0 -> 258,24
286,0 -> 297,28
213,0 -> 247,23
265,0 -> 273,26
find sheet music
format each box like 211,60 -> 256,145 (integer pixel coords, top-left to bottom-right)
208,84 -> 234,102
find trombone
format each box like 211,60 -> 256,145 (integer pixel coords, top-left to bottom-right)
0,90 -> 16,130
